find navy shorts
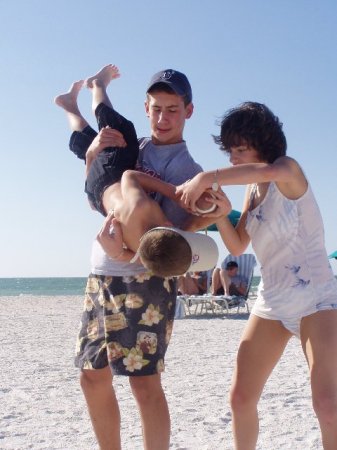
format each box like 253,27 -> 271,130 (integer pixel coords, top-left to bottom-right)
75,273 -> 177,376
69,103 -> 139,215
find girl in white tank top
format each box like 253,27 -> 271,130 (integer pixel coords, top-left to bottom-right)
177,102 -> 337,449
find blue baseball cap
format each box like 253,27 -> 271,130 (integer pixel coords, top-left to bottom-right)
147,69 -> 192,103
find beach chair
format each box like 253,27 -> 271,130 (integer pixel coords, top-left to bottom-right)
184,254 -> 257,316
179,269 -> 214,315
174,295 -> 186,319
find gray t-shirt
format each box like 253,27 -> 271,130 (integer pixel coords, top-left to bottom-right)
91,138 -> 203,276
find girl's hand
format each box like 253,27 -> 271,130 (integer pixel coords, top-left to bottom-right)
96,213 -> 124,260
176,173 -> 209,211
198,188 -> 232,219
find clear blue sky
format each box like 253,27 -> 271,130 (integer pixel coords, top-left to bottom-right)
1,0 -> 337,277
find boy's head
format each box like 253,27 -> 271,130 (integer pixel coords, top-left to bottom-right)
138,227 -> 219,278
147,70 -> 192,105
225,261 -> 239,276
214,102 -> 287,163
145,69 -> 194,145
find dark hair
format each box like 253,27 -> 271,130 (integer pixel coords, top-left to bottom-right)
139,228 -> 192,277
214,102 -> 287,163
226,261 -> 238,269
147,83 -> 191,107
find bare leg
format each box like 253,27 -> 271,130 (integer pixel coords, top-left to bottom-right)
129,374 -> 170,450
54,80 -> 88,131
80,367 -> 121,450
301,310 -> 337,450
85,64 -> 120,111
178,273 -> 199,295
211,268 -> 221,294
230,315 -> 291,450
220,268 -> 231,295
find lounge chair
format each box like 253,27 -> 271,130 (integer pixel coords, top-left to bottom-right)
183,253 -> 257,315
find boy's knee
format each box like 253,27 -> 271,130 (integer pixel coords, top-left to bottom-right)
129,375 -> 164,404
80,368 -> 112,393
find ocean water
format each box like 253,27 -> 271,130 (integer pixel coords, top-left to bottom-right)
0,276 -> 262,297
0,278 -> 87,296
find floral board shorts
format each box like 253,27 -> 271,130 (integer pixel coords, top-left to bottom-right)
75,273 -> 177,376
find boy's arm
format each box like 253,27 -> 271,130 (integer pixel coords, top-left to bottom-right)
121,170 -> 177,201
96,214 -> 136,262
181,215 -> 216,232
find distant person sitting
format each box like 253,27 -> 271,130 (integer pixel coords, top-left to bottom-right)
211,261 -> 247,296
177,271 -> 208,296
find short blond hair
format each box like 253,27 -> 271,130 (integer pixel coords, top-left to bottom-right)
139,228 -> 192,277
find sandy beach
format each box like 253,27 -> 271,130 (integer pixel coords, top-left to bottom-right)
0,295 -> 322,450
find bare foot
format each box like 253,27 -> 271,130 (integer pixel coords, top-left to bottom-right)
85,64 -> 120,89
54,80 -> 84,111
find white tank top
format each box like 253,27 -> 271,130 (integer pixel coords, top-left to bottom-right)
246,182 -> 337,310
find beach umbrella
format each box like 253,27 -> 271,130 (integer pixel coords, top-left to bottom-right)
206,209 -> 241,232
328,250 -> 337,259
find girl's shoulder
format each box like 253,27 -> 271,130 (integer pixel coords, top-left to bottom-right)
273,156 -> 308,200
273,155 -> 305,179
274,155 -> 301,168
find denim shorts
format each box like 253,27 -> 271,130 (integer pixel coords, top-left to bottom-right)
75,273 -> 177,376
69,103 -> 139,215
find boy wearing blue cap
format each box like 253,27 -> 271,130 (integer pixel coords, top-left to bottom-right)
55,65 -> 220,272
55,65 -> 229,450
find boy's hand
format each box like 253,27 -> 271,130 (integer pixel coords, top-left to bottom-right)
89,127 -> 126,153
86,127 -> 127,174
176,173 -> 209,211
173,187 -> 188,210
97,213 -> 124,260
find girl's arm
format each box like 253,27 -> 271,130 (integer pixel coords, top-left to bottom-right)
177,156 -> 306,211
215,186 -> 252,256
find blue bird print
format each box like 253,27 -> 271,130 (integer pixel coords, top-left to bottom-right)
292,277 -> 310,288
285,265 -> 301,274
254,206 -> 265,222
285,264 -> 310,288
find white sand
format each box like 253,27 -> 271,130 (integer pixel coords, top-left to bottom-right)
0,295 -> 322,450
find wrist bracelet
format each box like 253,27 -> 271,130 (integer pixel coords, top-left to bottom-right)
212,169 -> 219,191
